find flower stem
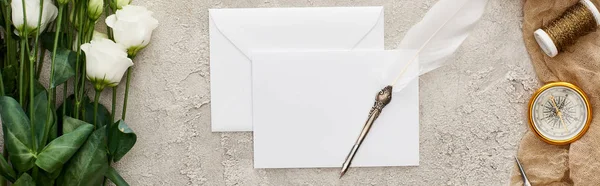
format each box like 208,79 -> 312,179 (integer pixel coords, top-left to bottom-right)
62,82 -> 67,118
0,1 -> 14,98
31,0 -> 45,68
73,26 -> 84,119
42,4 -> 65,147
74,0 -> 86,119
0,3 -> 12,184
93,89 -> 100,129
17,42 -> 26,106
103,0 -> 114,39
21,39 -> 36,151
111,87 -> 116,124
29,41 -> 35,149
122,68 -> 132,120
0,68 -> 4,96
105,167 -> 130,186
35,46 -> 46,79
28,0 -> 43,150
18,0 -> 31,108
79,25 -> 93,121
50,4 -> 65,93
80,62 -> 86,121
19,40 -> 25,105
105,85 -> 117,186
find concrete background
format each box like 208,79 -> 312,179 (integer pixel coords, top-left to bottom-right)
105,0 -> 538,185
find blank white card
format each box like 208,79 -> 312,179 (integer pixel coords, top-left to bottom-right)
251,50 -> 419,168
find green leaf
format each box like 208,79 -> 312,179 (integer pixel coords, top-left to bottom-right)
50,48 -> 76,88
32,80 -> 46,97
108,120 -> 136,162
58,95 -> 111,129
29,91 -> 54,149
0,97 -> 31,146
0,96 -> 34,172
41,32 -> 69,51
58,127 -> 109,186
2,65 -> 18,97
36,169 -> 58,186
84,98 -> 111,129
105,166 -> 130,186
12,173 -> 34,186
48,118 -> 58,142
57,95 -> 77,129
0,154 -> 16,182
62,117 -> 88,134
33,165 -> 62,186
35,123 -> 94,173
46,165 -> 63,179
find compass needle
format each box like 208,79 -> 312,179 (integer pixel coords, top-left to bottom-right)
550,95 -> 570,133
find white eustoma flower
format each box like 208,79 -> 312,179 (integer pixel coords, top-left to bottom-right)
106,5 -> 159,56
81,38 -> 133,91
11,0 -> 58,36
111,0 -> 131,10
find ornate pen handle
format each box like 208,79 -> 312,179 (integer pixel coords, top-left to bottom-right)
340,86 -> 393,177
368,86 -> 394,119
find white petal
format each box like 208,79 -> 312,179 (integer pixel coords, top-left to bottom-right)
108,57 -> 133,84
24,0 -> 41,28
105,14 -> 117,28
11,0 -> 24,29
39,3 -> 58,32
80,43 -> 91,53
112,22 -> 139,48
117,5 -> 150,22
43,1 -> 58,23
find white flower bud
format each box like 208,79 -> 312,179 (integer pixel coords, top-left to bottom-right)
88,0 -> 104,20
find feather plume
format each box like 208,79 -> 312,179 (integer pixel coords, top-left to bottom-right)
387,0 -> 489,91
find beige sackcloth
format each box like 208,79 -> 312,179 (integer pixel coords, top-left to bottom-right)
511,0 -> 600,185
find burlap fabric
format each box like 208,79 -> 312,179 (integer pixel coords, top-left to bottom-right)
511,0 -> 600,185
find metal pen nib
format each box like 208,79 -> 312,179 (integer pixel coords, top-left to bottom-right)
340,86 -> 393,178
515,156 -> 531,186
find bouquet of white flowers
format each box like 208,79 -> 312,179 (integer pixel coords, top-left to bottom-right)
0,0 -> 158,185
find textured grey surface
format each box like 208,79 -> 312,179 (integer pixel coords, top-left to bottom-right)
104,0 -> 538,185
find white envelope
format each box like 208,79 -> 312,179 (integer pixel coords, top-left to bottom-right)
251,50 -> 419,168
209,7 -> 385,132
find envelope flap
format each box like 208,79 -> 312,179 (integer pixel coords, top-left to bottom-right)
209,7 -> 383,58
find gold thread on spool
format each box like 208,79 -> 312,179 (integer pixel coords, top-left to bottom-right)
542,2 -> 598,53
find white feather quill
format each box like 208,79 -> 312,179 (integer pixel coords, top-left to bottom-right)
340,0 -> 490,175
387,0 -> 489,91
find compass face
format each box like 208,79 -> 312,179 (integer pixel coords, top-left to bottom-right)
530,83 -> 590,144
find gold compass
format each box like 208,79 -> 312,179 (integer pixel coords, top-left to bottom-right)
528,82 -> 592,145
